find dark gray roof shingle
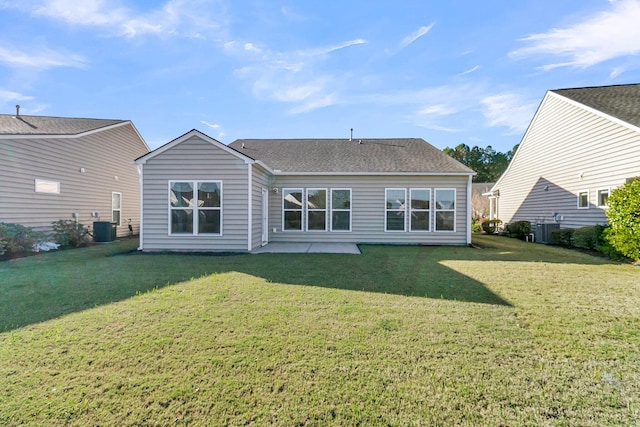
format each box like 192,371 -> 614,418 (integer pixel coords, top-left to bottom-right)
552,83 -> 640,128
0,114 -> 125,135
228,138 -> 474,174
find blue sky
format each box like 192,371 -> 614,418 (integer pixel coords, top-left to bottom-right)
1,0 -> 640,152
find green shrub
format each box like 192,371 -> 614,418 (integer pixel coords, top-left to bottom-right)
597,227 -> 627,261
504,221 -> 531,240
482,219 -> 502,235
551,228 -> 574,247
51,220 -> 91,248
605,179 -> 640,262
572,226 -> 599,250
0,223 -> 44,256
471,218 -> 482,233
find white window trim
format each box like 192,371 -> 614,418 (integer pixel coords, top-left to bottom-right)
112,192 -> 122,226
434,188 -> 456,232
282,188 -> 304,232
168,180 -> 223,236
306,188 -> 328,232
34,179 -> 60,194
330,188 -> 352,232
577,189 -> 589,209
385,188 -> 407,232
596,187 -> 610,208
409,188 -> 431,232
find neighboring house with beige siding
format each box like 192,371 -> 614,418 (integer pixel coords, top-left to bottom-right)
486,84 -> 640,230
0,110 -> 149,237
135,129 -> 475,252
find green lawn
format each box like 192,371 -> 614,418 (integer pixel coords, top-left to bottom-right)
1,236 -> 638,426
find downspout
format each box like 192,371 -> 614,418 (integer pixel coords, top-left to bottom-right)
466,174 -> 472,246
247,162 -> 253,252
136,163 -> 144,251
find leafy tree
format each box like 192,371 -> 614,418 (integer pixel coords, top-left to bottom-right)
604,179 -> 640,262
443,143 -> 518,182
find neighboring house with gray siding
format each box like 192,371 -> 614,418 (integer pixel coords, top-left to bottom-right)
134,129 -> 475,252
486,83 -> 640,229
0,111 -> 150,237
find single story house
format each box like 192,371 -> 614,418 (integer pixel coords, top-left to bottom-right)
134,129 -> 475,252
0,108 -> 150,237
486,83 -> 640,230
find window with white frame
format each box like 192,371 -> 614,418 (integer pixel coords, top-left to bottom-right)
307,188 -> 327,231
283,188 -> 303,231
35,179 -> 60,194
410,188 -> 430,231
596,188 -> 610,208
331,189 -> 351,231
112,192 -> 122,226
385,188 -> 406,231
577,190 -> 589,209
169,181 -> 221,235
435,189 -> 455,231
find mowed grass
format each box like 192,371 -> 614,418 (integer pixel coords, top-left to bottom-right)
0,236 -> 639,426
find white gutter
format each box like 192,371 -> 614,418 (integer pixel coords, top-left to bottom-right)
273,171 -> 475,176
247,164 -> 253,252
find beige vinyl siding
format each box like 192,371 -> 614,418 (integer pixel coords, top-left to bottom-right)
0,123 -> 147,237
141,135 -> 250,252
269,175 -> 469,245
251,164 -> 271,250
494,92 -> 640,228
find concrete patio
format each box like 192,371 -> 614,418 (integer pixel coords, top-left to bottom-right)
251,242 -> 361,254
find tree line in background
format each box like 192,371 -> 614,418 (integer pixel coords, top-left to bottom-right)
443,143 -> 519,183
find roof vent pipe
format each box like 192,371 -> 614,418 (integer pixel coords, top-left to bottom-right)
350,128 -> 353,141
15,105 -> 20,117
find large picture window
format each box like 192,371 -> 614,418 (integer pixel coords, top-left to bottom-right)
283,189 -> 303,231
385,188 -> 406,231
169,181 -> 221,235
435,189 -> 455,231
307,189 -> 327,231
331,189 -> 351,231
410,188 -> 430,231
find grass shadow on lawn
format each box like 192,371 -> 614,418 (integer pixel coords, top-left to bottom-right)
1,235 -> 619,333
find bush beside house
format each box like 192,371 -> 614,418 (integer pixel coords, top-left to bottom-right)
604,179 -> 640,262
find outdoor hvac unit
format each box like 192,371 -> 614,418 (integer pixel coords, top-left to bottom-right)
535,223 -> 560,244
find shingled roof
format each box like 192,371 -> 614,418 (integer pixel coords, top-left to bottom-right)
552,83 -> 640,129
228,138 -> 474,174
0,114 -> 126,135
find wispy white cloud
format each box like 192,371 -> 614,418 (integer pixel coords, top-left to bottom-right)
510,0 -> 640,69
200,120 -> 224,139
244,43 -> 262,53
417,104 -> 460,116
6,0 -> 226,39
229,38 -> 366,114
200,120 -> 220,129
0,44 -> 86,69
481,93 -> 537,134
299,39 -> 367,57
399,24 -> 434,49
0,90 -> 34,103
458,65 -> 480,76
609,66 -> 625,78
